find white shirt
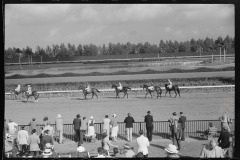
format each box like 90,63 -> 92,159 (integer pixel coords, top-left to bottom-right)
8,122 -> 18,131
136,135 -> 149,155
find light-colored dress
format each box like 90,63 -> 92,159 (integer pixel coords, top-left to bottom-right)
111,118 -> 118,137
87,120 -> 95,136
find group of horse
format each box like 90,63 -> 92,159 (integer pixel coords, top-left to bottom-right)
11,84 -> 180,102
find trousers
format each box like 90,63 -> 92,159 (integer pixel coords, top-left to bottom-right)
146,127 -> 153,141
126,128 -> 133,141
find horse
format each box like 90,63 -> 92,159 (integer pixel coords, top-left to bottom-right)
11,89 -> 25,100
24,90 -> 39,102
112,84 -> 131,99
164,84 -> 180,98
78,86 -> 100,100
142,84 -> 162,99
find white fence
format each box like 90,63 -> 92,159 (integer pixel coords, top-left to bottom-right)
5,85 -> 235,98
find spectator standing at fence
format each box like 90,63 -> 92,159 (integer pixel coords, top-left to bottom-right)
43,116 -> 49,127
80,117 -> 88,144
124,113 -> 135,142
172,119 -> 182,151
111,114 -> 119,142
144,111 -> 153,141
136,130 -> 149,158
5,119 -> 9,135
29,118 -> 39,135
55,114 -> 63,144
219,113 -> 231,133
43,122 -> 55,138
200,139 -> 224,158
88,116 -> 95,136
8,119 -> 18,135
103,115 -> 111,137
168,112 -> 178,138
17,126 -> 28,154
218,126 -> 231,149
73,114 -> 81,143
178,112 -> 186,141
28,129 -> 40,157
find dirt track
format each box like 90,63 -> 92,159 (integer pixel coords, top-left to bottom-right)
5,92 -> 234,125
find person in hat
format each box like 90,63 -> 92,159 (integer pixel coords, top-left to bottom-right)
123,143 -> 135,157
168,112 -> 178,138
218,125 -> 231,149
102,131 -> 118,153
167,79 -> 172,89
17,126 -> 29,154
42,148 -> 52,158
80,117 -> 88,144
219,113 -> 231,133
55,114 -> 63,144
87,116 -> 95,136
178,112 -> 187,141
124,113 -> 135,142
85,83 -> 91,92
148,83 -> 154,91
136,130 -> 149,158
15,83 -> 21,93
8,119 -> 18,135
28,118 -> 39,135
73,114 -> 81,143
200,139 -> 224,158
110,114 -> 119,142
117,82 -> 123,90
28,129 -> 40,157
27,85 -> 32,95
96,147 -> 106,158
41,130 -> 53,150
165,144 -> 179,158
102,115 -> 111,137
144,111 -> 153,141
42,122 -> 54,138
172,119 -> 182,151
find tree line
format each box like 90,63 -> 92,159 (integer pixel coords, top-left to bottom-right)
5,35 -> 234,61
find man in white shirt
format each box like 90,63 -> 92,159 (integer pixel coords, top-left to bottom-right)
17,126 -> 29,154
8,119 -> 18,135
136,130 -> 150,158
102,115 -> 111,137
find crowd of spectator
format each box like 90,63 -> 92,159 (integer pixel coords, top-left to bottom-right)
4,111 -> 234,158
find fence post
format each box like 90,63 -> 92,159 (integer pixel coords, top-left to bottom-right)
100,123 -> 102,140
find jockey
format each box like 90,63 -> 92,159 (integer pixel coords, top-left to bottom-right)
117,82 -> 123,90
168,79 -> 172,89
85,83 -> 91,92
148,83 -> 154,91
15,83 -> 21,93
27,85 -> 32,95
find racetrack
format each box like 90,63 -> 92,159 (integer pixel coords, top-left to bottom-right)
5,71 -> 234,85
5,92 -> 234,125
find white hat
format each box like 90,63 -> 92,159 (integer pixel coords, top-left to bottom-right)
42,148 -> 52,156
113,114 -> 116,118
45,143 -> 53,148
165,144 -> 178,154
77,146 -> 86,152
57,114 -> 62,118
28,85 -> 30,87
89,116 -> 93,119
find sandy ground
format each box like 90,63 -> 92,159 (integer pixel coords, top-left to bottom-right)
5,92 -> 234,125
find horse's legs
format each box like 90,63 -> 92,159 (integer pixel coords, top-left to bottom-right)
144,92 -> 148,99
174,90 -> 177,98
149,92 -> 153,99
95,93 -> 98,99
169,91 -> 171,97
123,92 -> 126,98
91,93 -> 94,99
165,90 -> 168,97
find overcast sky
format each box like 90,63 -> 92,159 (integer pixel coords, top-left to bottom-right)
5,4 -> 234,52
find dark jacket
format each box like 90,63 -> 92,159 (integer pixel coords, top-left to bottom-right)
178,116 -> 187,128
218,132 -> 230,149
124,116 -> 135,128
73,118 -> 81,130
144,115 -> 153,128
41,135 -> 53,147
173,124 -> 182,139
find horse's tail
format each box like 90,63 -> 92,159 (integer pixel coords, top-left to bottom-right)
127,87 -> 131,90
96,89 -> 100,93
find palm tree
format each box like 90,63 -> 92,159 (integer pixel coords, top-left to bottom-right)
15,48 -> 23,69
25,46 -> 33,68
215,37 -> 224,61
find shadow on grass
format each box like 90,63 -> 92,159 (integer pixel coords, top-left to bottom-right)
102,96 -> 118,99
70,98 -> 89,100
152,132 -> 171,139
63,133 -> 75,142
18,100 -> 34,103
150,143 -> 165,150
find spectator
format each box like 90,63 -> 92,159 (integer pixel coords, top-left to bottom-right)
28,129 -> 40,157
165,144 -> 180,158
101,131 -> 118,154
55,114 -> 63,144
96,147 -> 106,158
114,148 -> 125,158
102,115 -> 111,136
87,116 -> 95,136
111,147 -> 119,157
124,113 -> 135,142
42,122 -> 55,138
28,118 -> 39,135
4,119 -> 9,135
73,114 -> 81,143
123,143 -> 135,157
136,130 -> 149,158
219,113 -> 231,132
144,111 -> 153,141
172,119 -> 182,151
11,139 -> 19,157
218,126 -> 231,149
200,139 -> 224,158
8,119 -> 18,135
41,130 -> 53,150
5,135 -> 13,153
43,116 -> 49,127
178,112 -> 187,141
168,112 -> 178,138
80,117 -> 88,144
110,114 -> 118,142
17,126 -> 28,154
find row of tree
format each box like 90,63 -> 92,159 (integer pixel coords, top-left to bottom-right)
5,35 -> 234,63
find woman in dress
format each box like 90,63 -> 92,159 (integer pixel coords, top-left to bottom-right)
111,114 -> 118,142
102,132 -> 118,156
87,116 -> 95,136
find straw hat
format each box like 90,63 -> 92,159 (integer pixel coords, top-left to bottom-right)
42,148 -> 52,156
165,144 -> 179,154
57,114 -> 62,118
77,146 -> 86,152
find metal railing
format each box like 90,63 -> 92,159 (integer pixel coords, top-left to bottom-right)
16,119 -> 234,141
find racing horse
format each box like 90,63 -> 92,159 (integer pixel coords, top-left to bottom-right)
164,84 -> 180,98
112,84 -> 131,99
142,84 -> 162,99
11,89 -> 25,100
78,86 -> 100,100
24,90 -> 39,102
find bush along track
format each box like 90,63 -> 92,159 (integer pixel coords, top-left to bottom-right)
5,66 -> 234,79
